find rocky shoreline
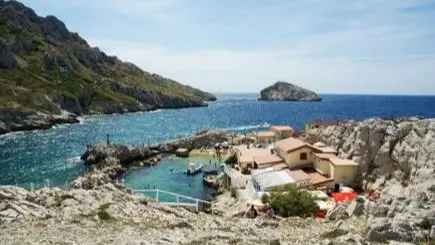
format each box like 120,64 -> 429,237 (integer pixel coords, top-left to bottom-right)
0,104 -> 212,136
1,117 -> 434,244
0,109 -> 80,135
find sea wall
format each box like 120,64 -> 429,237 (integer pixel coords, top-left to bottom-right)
304,117 -> 435,242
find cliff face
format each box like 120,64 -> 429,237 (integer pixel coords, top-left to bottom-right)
0,1 -> 216,134
260,82 -> 321,101
304,117 -> 435,242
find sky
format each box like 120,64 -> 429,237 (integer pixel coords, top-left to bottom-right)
18,0 -> 435,94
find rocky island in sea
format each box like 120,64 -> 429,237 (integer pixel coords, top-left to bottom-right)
260,81 -> 322,102
0,0 -> 216,135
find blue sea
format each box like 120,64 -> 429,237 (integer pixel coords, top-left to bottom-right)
1,94 -> 434,199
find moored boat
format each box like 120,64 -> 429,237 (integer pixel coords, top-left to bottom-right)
202,170 -> 219,187
186,162 -> 203,175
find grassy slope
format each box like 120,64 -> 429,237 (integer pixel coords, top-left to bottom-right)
0,1 -> 215,114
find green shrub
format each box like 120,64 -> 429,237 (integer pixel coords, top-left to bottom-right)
269,239 -> 281,245
262,185 -> 317,218
320,228 -> 348,239
169,221 -> 193,230
54,193 -> 74,207
97,203 -> 113,221
261,193 -> 270,204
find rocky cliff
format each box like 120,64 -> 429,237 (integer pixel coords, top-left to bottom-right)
0,0 -> 216,135
304,117 -> 435,243
260,81 -> 321,101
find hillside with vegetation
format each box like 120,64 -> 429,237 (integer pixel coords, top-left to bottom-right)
0,0 -> 216,134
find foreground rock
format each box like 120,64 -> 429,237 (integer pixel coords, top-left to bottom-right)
0,184 -> 378,245
304,117 -> 435,243
260,81 -> 321,101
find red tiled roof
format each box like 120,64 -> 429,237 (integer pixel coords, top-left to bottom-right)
329,158 -> 359,166
272,163 -> 288,171
271,125 -> 293,132
318,147 -> 338,154
285,169 -> 311,182
308,172 -> 332,185
256,131 -> 276,138
275,137 -> 308,153
254,155 -> 284,166
312,153 -> 337,160
236,145 -> 271,164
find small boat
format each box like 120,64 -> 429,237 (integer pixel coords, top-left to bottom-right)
186,162 -> 203,175
202,170 -> 219,187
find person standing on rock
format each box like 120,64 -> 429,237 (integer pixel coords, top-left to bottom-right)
266,206 -> 275,219
246,205 -> 258,219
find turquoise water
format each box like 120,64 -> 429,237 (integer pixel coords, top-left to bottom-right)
124,156 -> 221,202
1,93 -> 435,199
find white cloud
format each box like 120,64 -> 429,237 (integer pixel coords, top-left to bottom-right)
23,0 -> 435,94
90,38 -> 435,95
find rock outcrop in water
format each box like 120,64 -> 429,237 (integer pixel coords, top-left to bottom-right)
0,109 -> 79,134
0,1 -> 216,135
260,81 -> 321,101
304,117 -> 435,243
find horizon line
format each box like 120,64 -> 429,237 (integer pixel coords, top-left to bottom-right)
210,92 -> 435,96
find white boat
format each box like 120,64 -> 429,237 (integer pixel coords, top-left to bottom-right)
186,162 -> 203,175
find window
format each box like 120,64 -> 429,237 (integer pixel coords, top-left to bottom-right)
300,152 -> 307,160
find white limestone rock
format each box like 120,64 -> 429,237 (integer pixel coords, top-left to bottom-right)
326,205 -> 349,221
305,117 -> 435,243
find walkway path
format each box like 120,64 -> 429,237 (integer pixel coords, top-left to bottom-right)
133,189 -> 213,213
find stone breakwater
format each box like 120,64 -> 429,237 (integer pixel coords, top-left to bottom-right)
304,117 -> 435,243
75,130 -> 245,189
